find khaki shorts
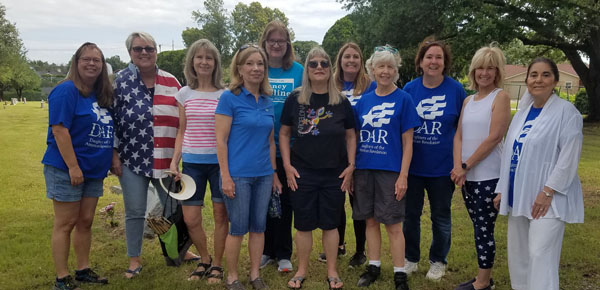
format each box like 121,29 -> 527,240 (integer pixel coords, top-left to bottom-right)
352,169 -> 405,225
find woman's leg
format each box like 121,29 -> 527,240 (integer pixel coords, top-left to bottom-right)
425,175 -> 454,264
225,234 -> 243,284
52,200 -> 81,278
294,230 -> 313,278
183,205 -> 210,277
403,174 -> 426,263
249,232 -> 265,280
527,218 -> 565,290
73,197 -> 99,270
385,223 -> 405,267
365,218 -> 381,261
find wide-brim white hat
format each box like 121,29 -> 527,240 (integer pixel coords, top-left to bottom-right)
159,171 -> 196,200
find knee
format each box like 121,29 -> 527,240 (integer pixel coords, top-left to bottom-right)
365,218 -> 379,228
76,215 -> 94,231
55,217 -> 78,233
184,213 -> 203,230
213,207 -> 228,227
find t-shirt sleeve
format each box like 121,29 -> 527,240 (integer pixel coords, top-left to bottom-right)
342,98 -> 356,129
215,90 -> 234,117
48,82 -> 77,129
280,92 -> 296,126
175,86 -> 188,106
401,94 -> 422,133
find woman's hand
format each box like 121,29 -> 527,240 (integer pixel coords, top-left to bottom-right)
339,165 -> 355,193
450,167 -> 466,187
221,175 -> 235,199
169,161 -> 182,181
273,173 -> 283,194
110,150 -> 122,177
69,165 -> 84,186
493,193 -> 501,210
531,190 -> 553,219
284,164 -> 300,191
395,174 -> 408,201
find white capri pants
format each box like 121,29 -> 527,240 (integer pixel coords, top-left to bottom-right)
507,215 -> 565,290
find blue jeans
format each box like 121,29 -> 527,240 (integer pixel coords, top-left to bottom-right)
118,165 -> 169,257
222,175 -> 272,236
403,174 -> 454,264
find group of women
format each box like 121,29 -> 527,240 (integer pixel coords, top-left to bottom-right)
42,20 -> 584,290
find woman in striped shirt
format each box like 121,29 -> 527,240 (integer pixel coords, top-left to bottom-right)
169,39 -> 228,283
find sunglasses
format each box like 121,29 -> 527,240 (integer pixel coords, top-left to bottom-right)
239,44 -> 259,52
374,45 -> 398,54
307,60 -> 330,69
131,46 -> 156,53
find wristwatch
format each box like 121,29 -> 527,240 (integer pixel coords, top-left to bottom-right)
543,189 -> 553,197
461,162 -> 468,170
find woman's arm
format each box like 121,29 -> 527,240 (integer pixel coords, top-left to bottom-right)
169,104 -> 186,179
339,128 -> 356,193
451,96 -> 468,186
215,114 -> 234,198
269,129 -> 282,193
279,125 -> 299,191
395,129 -> 414,200
52,124 -> 83,186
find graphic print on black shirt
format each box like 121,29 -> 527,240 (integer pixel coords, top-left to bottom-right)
298,105 -> 333,135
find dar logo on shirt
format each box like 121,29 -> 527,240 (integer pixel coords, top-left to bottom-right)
92,102 -> 113,124
361,102 -> 395,128
416,95 -> 446,120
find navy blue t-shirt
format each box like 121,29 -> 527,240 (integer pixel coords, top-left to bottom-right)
343,81 -> 377,107
354,88 -> 421,172
403,76 -> 466,177
42,81 -> 114,179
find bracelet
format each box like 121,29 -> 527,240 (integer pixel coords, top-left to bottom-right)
543,189 -> 553,197
348,162 -> 355,167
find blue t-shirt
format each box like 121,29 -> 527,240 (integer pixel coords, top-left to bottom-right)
403,76 -> 466,177
343,81 -> 377,107
269,61 -> 304,155
42,81 -> 114,179
354,88 -> 421,172
508,106 -> 543,207
215,87 -> 274,177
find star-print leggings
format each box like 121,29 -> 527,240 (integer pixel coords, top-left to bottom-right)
462,178 -> 499,269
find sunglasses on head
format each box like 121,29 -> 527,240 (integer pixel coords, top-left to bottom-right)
374,45 -> 398,54
307,60 -> 330,69
131,46 -> 156,53
239,44 -> 259,52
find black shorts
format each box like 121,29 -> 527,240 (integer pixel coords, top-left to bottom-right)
352,169 -> 406,225
289,167 -> 346,231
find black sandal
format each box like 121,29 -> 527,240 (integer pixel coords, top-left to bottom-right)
188,257 -> 212,281
206,265 -> 224,283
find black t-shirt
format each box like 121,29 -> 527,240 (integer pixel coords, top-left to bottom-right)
280,91 -> 355,169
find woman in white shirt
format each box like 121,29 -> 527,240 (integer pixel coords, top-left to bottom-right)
451,44 -> 510,290
493,57 -> 584,290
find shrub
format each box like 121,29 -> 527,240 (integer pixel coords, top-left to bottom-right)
574,89 -> 589,115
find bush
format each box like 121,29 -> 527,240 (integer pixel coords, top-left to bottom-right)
574,89 -> 589,115
3,90 -> 43,101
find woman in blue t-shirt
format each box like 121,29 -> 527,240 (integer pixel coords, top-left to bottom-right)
258,20 -> 304,273
42,42 -> 114,290
215,44 -> 282,290
402,37 -> 466,281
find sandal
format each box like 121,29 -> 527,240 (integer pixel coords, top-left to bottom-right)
225,279 -> 246,290
206,266 -> 224,284
124,265 -> 142,279
188,257 -> 212,281
249,277 -> 268,290
287,276 -> 304,289
327,276 -> 343,289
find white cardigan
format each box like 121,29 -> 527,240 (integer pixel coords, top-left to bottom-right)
496,93 -> 584,223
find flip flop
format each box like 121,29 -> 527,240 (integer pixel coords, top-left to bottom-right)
327,276 -> 343,289
288,276 -> 304,289
125,265 -> 142,279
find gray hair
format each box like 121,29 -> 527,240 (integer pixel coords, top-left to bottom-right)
125,32 -> 157,52
367,50 -> 402,83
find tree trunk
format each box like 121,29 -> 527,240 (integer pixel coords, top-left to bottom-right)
15,87 -> 23,99
564,45 -> 600,121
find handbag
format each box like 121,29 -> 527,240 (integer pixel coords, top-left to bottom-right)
268,189 -> 282,218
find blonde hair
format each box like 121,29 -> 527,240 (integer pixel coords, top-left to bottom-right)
125,32 -> 157,52
228,45 -> 272,96
468,44 -> 506,91
333,42 -> 371,96
64,42 -> 113,107
259,20 -> 296,70
367,48 -> 402,83
298,47 -> 343,106
183,39 -> 224,90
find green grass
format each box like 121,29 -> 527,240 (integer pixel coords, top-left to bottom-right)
1,103 -> 599,289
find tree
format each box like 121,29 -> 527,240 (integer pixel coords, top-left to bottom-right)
293,40 -> 319,64
230,2 -> 292,50
11,58 -> 41,98
181,27 -> 207,48
341,0 -> 600,120
321,16 -> 359,60
192,0 -> 231,57
105,55 -> 127,72
502,39 -> 567,66
0,4 -> 25,101
156,49 -> 187,85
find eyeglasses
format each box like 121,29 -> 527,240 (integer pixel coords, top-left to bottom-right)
79,57 -> 102,64
239,44 -> 259,52
266,39 -> 287,47
374,45 -> 398,54
307,60 -> 330,69
131,46 -> 156,53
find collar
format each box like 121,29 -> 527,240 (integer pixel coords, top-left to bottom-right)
241,86 -> 266,100
126,62 -> 158,80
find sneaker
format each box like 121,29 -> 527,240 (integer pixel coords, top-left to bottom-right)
277,259 -> 293,272
54,275 -> 81,290
259,255 -> 274,269
455,278 -> 495,290
318,244 -> 347,263
404,259 -> 418,275
394,272 -> 409,290
74,268 -> 108,284
357,264 -> 380,287
349,252 -> 367,268
425,261 -> 447,281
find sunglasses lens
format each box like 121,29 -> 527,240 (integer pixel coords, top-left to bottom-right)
320,61 -> 329,68
145,46 -> 155,53
308,61 -> 318,68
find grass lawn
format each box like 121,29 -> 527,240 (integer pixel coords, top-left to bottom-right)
1,102 -> 599,290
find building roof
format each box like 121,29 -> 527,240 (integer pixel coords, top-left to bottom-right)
504,63 -> 580,79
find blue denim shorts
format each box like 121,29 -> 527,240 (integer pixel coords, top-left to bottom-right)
221,175 -> 272,236
182,162 -> 223,206
44,165 -> 104,202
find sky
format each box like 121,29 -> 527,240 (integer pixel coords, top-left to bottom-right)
3,0 -> 349,65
